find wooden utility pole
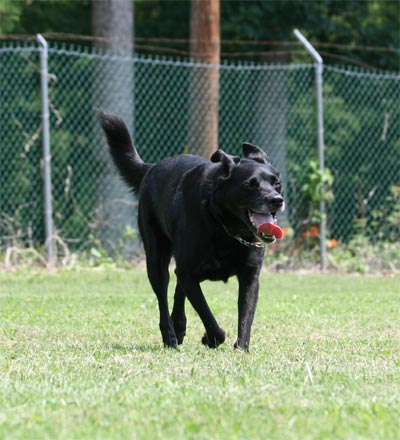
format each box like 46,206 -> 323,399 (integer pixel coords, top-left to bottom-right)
189,0 -> 220,158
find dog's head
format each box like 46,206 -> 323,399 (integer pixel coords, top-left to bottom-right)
210,142 -> 285,244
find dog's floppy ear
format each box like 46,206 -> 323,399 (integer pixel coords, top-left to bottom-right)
242,142 -> 271,164
210,149 -> 239,176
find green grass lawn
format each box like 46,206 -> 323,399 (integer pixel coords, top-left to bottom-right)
0,270 -> 399,439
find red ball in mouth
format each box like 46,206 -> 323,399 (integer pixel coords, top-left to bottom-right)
257,222 -> 284,240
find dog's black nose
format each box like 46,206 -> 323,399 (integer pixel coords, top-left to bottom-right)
269,195 -> 284,210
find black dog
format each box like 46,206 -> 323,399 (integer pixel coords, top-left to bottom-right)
99,112 -> 284,351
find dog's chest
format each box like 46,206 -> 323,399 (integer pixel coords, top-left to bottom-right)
195,246 -> 246,282
197,259 -> 234,282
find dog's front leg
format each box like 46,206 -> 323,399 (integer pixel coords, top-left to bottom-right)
176,270 -> 226,348
235,269 -> 260,351
171,284 -> 187,345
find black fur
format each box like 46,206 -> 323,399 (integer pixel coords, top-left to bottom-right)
99,111 -> 284,351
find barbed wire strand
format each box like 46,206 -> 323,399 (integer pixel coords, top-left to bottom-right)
1,33 -> 399,54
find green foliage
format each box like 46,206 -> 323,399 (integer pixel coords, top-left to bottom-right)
0,47 -> 43,244
323,68 -> 400,242
329,236 -> 400,274
221,0 -> 399,70
2,0 -> 398,71
301,160 -> 334,204
84,225 -> 138,268
135,0 -> 190,40
288,157 -> 335,232
0,0 -> 24,33
2,0 -> 91,35
371,185 -> 400,243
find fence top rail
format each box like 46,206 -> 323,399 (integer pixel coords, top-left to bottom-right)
45,46 -> 315,72
0,46 -> 39,54
324,65 -> 400,81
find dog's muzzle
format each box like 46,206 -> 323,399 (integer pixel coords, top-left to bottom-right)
248,208 -> 284,243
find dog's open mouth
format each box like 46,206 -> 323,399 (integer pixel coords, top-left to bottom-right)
248,210 -> 284,243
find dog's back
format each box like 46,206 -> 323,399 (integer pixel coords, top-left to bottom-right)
138,154 -> 210,244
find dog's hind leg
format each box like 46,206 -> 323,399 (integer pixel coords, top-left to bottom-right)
147,251 -> 177,348
141,226 -> 177,348
175,271 -> 225,348
171,284 -> 187,345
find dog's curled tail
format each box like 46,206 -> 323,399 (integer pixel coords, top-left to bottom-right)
98,111 -> 153,195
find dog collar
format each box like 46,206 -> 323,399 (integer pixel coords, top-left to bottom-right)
234,235 -> 267,249
215,211 -> 267,249
221,224 -> 266,248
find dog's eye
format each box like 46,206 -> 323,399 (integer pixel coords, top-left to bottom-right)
248,178 -> 259,188
270,176 -> 280,187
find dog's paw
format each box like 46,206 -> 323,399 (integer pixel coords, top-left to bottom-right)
172,317 -> 187,345
160,324 -> 178,349
201,329 -> 226,348
176,331 -> 186,345
163,337 -> 178,349
233,341 -> 249,352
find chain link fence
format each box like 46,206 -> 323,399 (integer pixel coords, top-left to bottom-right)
1,39 -> 399,270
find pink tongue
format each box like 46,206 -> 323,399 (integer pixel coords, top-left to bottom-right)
257,222 -> 284,239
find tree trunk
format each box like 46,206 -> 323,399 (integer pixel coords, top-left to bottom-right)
92,0 -> 135,254
188,0 -> 220,158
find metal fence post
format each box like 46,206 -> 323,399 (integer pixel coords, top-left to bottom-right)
37,34 -> 55,266
293,29 -> 327,272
